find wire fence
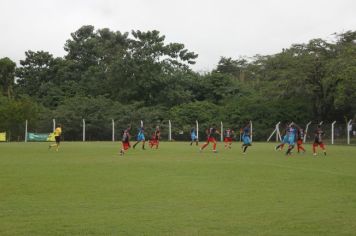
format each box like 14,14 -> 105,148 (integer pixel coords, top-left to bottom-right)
1,119 -> 356,145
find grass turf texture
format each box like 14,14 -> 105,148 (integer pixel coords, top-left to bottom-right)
0,142 -> 356,236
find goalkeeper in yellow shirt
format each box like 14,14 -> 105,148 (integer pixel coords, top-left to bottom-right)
49,124 -> 62,151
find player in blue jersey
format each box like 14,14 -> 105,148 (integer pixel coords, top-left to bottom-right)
285,123 -> 298,155
241,122 -> 252,154
190,127 -> 198,146
275,124 -> 290,151
133,126 -> 146,150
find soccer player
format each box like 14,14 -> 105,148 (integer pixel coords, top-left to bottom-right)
120,126 -> 131,156
224,128 -> 233,149
275,124 -> 290,151
149,126 -> 160,149
200,125 -> 220,153
313,125 -> 326,156
241,122 -> 252,154
285,123 -> 297,156
297,127 -> 306,154
190,127 -> 198,146
49,124 -> 62,151
133,126 -> 145,150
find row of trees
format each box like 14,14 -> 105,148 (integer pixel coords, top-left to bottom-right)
0,26 -> 355,140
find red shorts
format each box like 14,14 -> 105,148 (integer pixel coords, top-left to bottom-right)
122,141 -> 131,150
313,142 -> 325,148
207,137 -> 216,143
297,139 -> 303,145
149,139 -> 159,145
224,137 -> 233,142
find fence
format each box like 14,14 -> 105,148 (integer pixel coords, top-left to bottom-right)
266,120 -> 356,145
1,119 -> 355,145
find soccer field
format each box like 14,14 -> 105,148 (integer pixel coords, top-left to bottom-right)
0,142 -> 356,235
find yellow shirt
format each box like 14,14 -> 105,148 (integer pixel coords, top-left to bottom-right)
54,127 -> 62,137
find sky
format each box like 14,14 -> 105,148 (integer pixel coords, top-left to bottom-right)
1,0 -> 355,72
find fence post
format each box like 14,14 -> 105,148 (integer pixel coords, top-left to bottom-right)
196,120 -> 199,141
347,119 -> 352,145
168,120 -> 172,141
276,122 -> 282,141
250,121 -> 253,142
112,119 -> 115,142
267,121 -> 280,142
304,121 -> 312,143
220,121 -> 223,142
141,120 -> 143,128
331,121 -> 336,145
25,120 -> 28,142
83,119 -> 86,142
53,119 -> 56,132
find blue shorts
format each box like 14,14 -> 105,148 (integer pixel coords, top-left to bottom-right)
137,134 -> 145,141
191,135 -> 197,140
243,135 -> 251,145
288,136 -> 295,145
282,135 -> 289,144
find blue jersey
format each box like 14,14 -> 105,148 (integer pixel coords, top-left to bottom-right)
242,127 -> 251,144
137,128 -> 145,141
243,128 -> 250,137
287,127 -> 297,145
191,128 -> 197,139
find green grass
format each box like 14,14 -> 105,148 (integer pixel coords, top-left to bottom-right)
0,142 -> 356,236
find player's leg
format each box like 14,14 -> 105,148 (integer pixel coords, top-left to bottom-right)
312,142 -> 318,155
133,141 -> 140,149
286,144 -> 294,155
320,143 -> 326,156
212,139 -> 217,152
201,140 -> 210,150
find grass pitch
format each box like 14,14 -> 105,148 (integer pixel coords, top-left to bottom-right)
0,142 -> 356,235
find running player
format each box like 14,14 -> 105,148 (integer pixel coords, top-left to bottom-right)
285,123 -> 297,156
297,127 -> 306,154
49,124 -> 62,152
224,128 -> 233,149
200,125 -> 220,153
149,126 -> 160,149
275,124 -> 289,151
190,127 -> 198,146
120,126 -> 131,156
241,122 -> 252,154
133,126 -> 145,150
313,125 -> 326,156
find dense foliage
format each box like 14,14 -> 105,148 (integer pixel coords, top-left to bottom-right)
0,26 -> 355,140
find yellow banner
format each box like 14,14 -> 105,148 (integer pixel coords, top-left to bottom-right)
0,132 -> 6,142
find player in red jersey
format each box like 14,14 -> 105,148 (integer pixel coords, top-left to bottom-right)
224,128 -> 233,149
120,126 -> 131,156
149,126 -> 161,149
200,126 -> 220,153
296,127 -> 306,154
313,125 -> 326,156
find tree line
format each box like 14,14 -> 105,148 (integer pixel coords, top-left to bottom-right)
0,26 -> 355,141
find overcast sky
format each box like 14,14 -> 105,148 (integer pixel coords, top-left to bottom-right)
1,0 -> 355,72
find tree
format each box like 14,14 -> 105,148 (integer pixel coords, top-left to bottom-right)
15,50 -> 58,98
0,57 -> 16,98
